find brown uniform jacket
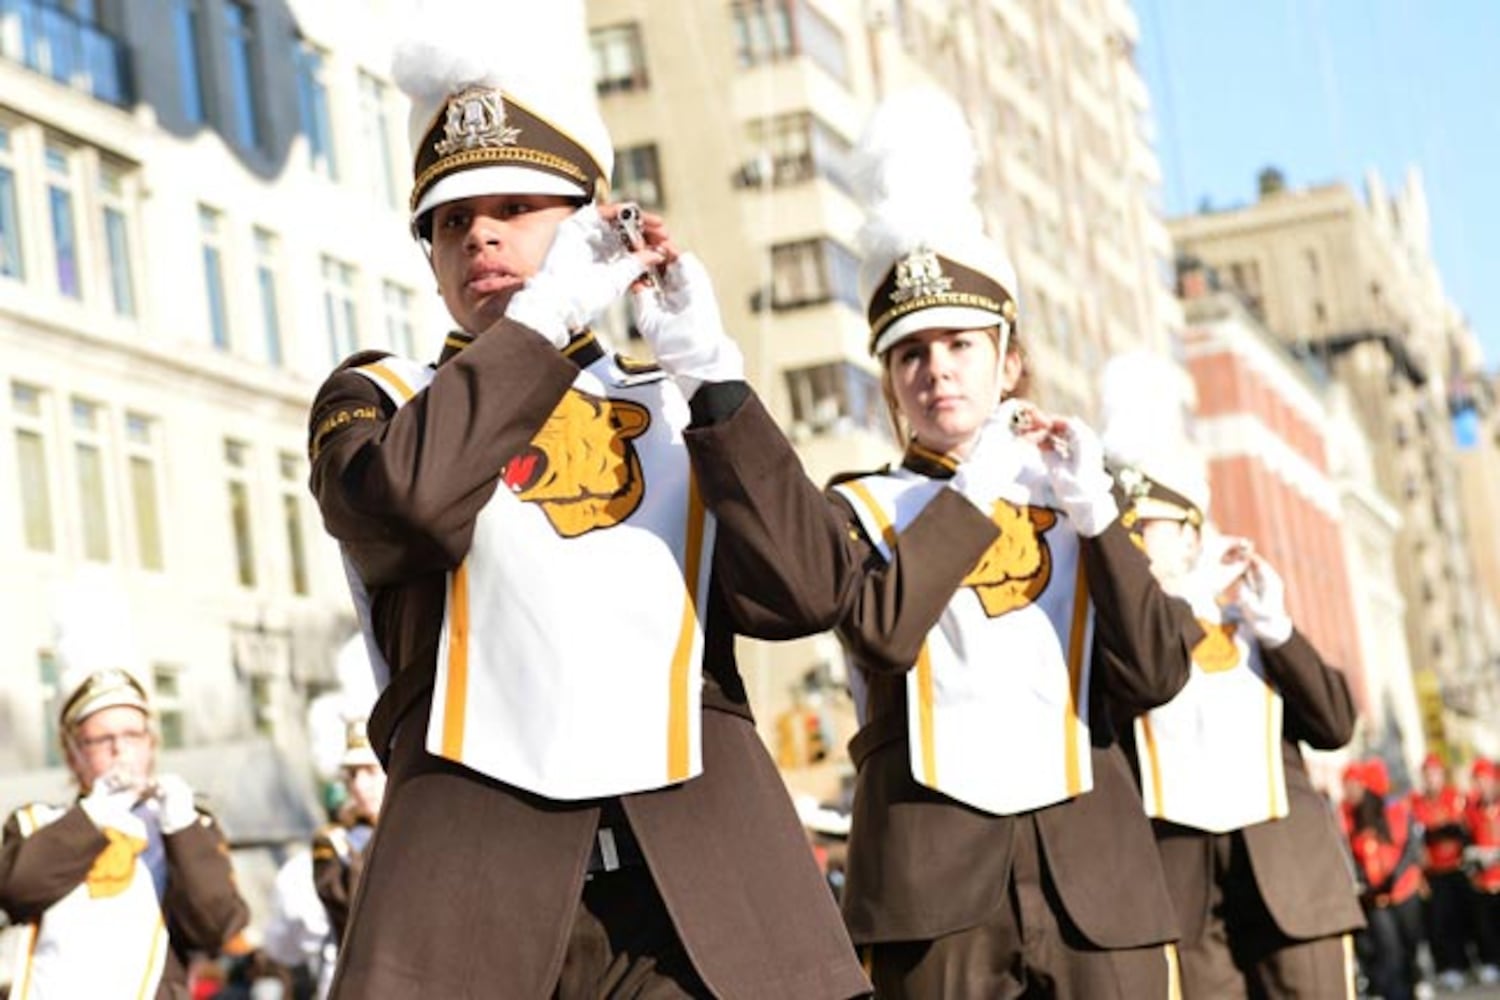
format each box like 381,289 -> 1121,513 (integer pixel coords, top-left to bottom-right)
0,802 -> 249,999
307,326 -> 868,999
820,455 -> 1202,947
1149,630 -> 1366,943
310,817 -> 373,944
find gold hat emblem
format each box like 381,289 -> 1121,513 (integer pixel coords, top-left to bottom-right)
890,247 -> 954,304
434,86 -> 521,157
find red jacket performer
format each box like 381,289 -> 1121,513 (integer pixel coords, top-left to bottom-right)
1410,751 -> 1474,988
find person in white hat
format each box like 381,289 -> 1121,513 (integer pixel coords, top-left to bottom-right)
0,667 -> 249,998
1099,353 -> 1366,998
310,719 -> 385,950
813,88 -> 1200,998
305,3 -> 868,996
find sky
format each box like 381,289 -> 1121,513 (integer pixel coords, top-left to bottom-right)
1135,0 -> 1500,371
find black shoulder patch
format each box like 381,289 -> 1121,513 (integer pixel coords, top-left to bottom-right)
824,465 -> 892,490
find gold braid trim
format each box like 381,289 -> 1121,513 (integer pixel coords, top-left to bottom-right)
869,292 -> 1006,349
410,147 -> 590,213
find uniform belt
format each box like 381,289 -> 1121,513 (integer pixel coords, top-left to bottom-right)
586,824 -> 644,876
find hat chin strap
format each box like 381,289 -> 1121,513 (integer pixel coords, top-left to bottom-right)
990,319 -> 1012,411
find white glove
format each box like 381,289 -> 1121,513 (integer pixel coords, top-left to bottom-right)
505,205 -> 647,349
1040,417 -> 1118,537
81,772 -> 145,836
950,399 -> 1031,511
1236,555 -> 1293,647
632,253 -> 745,398
151,773 -> 199,835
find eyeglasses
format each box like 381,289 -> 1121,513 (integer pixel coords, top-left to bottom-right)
75,730 -> 151,753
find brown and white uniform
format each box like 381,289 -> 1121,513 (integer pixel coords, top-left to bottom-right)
308,326 -> 868,999
0,799 -> 247,999
1138,601 -> 1365,999
822,446 -> 1200,999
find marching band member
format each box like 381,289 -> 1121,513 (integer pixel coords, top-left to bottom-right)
822,89 -> 1198,998
310,719 -> 385,948
1410,751 -> 1476,990
1101,352 -> 1366,998
1466,758 -> 1500,985
306,4 -> 867,996
0,668 -> 248,997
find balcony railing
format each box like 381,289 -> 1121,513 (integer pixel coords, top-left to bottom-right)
0,0 -> 132,107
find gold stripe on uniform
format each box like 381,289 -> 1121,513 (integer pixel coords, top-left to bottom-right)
1140,714 -> 1165,816
362,361 -> 417,402
1164,943 -> 1183,1000
843,482 -> 938,781
1063,557 -> 1089,795
12,808 -> 40,999
1265,682 -> 1283,817
1341,932 -> 1357,1000
134,913 -> 167,1000
441,563 -> 472,758
666,476 -> 707,781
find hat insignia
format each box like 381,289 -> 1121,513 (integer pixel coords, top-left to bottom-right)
1117,465 -> 1151,500
434,86 -> 521,157
890,247 -> 954,304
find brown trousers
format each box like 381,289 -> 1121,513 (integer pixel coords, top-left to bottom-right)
554,864 -> 711,1000
1178,832 -> 1356,999
865,820 -> 1175,999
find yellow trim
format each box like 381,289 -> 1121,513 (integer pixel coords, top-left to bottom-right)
441,563 -> 471,758
411,146 -> 590,213
905,441 -> 958,474
666,477 -> 707,781
1140,715 -> 1165,816
362,361 -> 417,403
134,913 -> 167,1000
843,481 -> 897,548
869,290 -> 1006,347
11,917 -> 37,999
1164,942 -> 1182,1000
843,479 -> 935,781
1266,682 -> 1283,817
1341,933 -> 1357,1000
560,330 -> 597,359
1063,556 -> 1089,795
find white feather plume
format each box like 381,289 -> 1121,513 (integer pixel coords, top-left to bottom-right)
1099,351 -> 1210,513
392,0 -> 592,112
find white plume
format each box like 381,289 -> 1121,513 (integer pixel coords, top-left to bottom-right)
1099,351 -> 1210,514
51,567 -> 143,687
392,0 -> 590,105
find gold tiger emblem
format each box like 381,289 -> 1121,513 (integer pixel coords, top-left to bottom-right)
1192,620 -> 1241,673
962,502 -> 1058,617
86,827 -> 146,899
501,389 -> 651,538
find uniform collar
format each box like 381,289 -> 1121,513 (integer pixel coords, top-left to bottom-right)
900,441 -> 958,479
438,328 -> 605,370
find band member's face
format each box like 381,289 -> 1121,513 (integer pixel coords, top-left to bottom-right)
1138,518 -> 1201,585
1423,762 -> 1446,791
344,763 -> 386,821
429,193 -> 579,335
886,327 -> 1019,458
66,705 -> 155,792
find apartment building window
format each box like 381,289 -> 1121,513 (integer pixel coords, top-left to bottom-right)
99,160 -> 135,316
46,142 -> 81,298
252,228 -> 284,365
769,238 -> 860,311
357,71 -> 398,208
0,124 -> 21,280
612,144 -> 663,209
71,397 -> 110,562
199,205 -> 230,349
124,412 -> 164,570
224,438 -> 257,587
223,1 -> 263,150
153,664 -> 185,748
322,256 -> 359,364
280,452 -> 309,595
39,650 -> 62,765
171,0 -> 208,125
297,41 -> 338,180
744,112 -> 852,191
784,362 -> 886,438
731,0 -> 848,83
382,280 -> 416,356
13,382 -> 55,552
591,23 -> 648,94
249,674 -> 273,735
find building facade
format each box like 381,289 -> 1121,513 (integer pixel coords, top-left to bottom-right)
1170,170 -> 1500,765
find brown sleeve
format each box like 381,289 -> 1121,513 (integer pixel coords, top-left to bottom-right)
684,392 -> 867,638
1081,522 -> 1201,712
1262,630 -> 1357,750
307,323 -> 579,587
311,829 -> 354,941
0,806 -> 108,921
162,813 -> 250,954
833,487 -> 1001,675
